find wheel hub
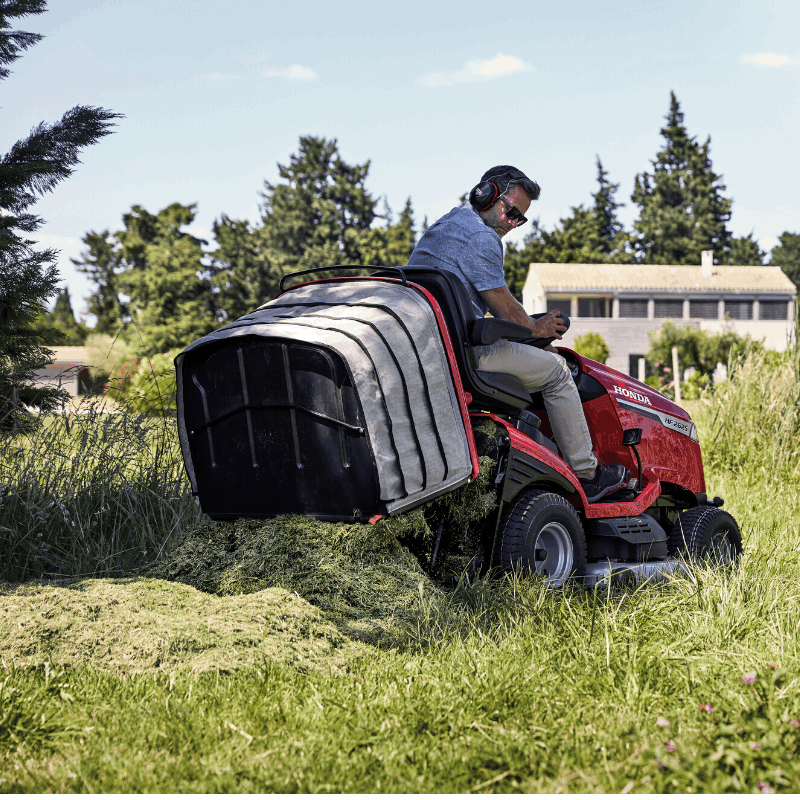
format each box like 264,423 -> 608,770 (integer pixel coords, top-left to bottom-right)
532,522 -> 573,587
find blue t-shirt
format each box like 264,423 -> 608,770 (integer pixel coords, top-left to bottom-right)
407,200 -> 505,318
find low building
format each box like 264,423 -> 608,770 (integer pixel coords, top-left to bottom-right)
522,253 -> 797,376
32,346 -> 92,398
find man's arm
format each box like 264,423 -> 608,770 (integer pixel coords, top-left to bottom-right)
479,285 -> 567,340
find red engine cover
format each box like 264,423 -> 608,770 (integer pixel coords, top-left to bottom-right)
578,355 -> 705,496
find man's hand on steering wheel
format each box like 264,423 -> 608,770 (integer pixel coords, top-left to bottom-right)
530,309 -> 567,340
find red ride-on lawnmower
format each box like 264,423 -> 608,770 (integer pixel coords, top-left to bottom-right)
174,266 -> 742,588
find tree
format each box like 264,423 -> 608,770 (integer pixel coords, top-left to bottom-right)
590,156 -> 630,263
724,232 -> 765,266
208,214 -> 278,321
0,0 -> 121,429
72,229 -> 127,334
34,287 -> 89,345
357,196 -> 418,268
769,232 -> 800,288
382,197 -> 417,265
258,136 -> 379,276
631,93 -> 733,266
115,203 -> 217,354
573,332 -> 609,364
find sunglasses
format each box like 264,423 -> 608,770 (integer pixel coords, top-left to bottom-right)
499,195 -> 528,225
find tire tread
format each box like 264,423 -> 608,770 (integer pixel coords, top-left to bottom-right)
500,489 -> 586,581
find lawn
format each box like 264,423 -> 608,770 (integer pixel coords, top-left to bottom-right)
0,346 -> 798,793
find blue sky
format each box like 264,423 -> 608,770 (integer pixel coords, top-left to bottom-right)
5,0 -> 799,321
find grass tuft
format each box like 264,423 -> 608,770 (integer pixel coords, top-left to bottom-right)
0,399 -> 200,581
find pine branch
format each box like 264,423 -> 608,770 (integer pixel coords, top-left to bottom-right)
0,105 -> 123,212
0,0 -> 47,79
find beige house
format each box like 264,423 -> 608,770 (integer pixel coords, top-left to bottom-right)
522,253 -> 797,376
33,346 -> 91,398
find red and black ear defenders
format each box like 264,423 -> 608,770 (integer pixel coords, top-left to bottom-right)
469,178 -> 504,211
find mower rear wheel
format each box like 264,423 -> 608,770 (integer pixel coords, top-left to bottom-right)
667,506 -> 742,566
500,489 -> 586,587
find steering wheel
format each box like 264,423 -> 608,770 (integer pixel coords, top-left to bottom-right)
557,348 -> 583,381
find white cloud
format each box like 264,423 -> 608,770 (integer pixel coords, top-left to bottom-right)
263,64 -> 317,81
206,71 -> 240,81
419,53 -> 531,88
741,52 -> 799,67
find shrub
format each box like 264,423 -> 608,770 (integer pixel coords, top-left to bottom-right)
106,351 -> 177,417
646,321 -> 763,390
84,333 -> 138,383
573,332 -> 609,364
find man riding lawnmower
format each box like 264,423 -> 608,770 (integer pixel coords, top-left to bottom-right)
408,165 -> 627,502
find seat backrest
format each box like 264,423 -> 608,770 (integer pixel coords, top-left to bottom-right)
383,267 -> 533,412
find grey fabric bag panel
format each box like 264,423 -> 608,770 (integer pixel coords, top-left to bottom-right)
179,280 -> 474,514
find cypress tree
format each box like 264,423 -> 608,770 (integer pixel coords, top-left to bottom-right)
0,0 -> 121,429
258,136 -> 379,277
631,92 -> 732,265
34,287 -> 89,345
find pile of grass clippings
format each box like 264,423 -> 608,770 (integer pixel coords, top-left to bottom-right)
0,578 -> 370,674
147,428 -> 502,628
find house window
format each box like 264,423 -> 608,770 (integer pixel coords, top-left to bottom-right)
654,299 -> 683,318
759,300 -> 790,321
577,297 -> 609,318
689,299 -> 719,320
619,298 -> 648,318
725,300 -> 753,320
546,298 -> 569,315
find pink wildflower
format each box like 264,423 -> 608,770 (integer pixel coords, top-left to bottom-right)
789,719 -> 799,727
653,758 -> 661,766
656,716 -> 670,728
742,671 -> 757,684
752,743 -> 762,750
737,727 -> 744,733
758,781 -> 775,794
135,359 -> 141,365
769,664 -> 777,670
666,740 -> 676,752
699,704 -> 714,714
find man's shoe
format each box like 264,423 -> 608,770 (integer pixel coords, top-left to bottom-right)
578,462 -> 629,503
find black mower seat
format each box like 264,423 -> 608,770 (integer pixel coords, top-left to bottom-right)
376,267 -> 534,412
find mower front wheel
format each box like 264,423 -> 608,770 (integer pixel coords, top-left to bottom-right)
500,489 -> 586,588
667,506 -> 742,566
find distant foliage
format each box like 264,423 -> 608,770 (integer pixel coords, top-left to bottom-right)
33,288 -> 90,345
645,320 -> 764,394
106,351 -> 177,417
84,332 -> 138,382
769,231 -> 800,288
573,332 -> 610,364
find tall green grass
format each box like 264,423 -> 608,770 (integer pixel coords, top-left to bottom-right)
1,336 -> 799,792
695,340 -> 800,484
0,399 -> 200,581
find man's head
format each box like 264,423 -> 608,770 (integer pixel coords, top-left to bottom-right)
471,165 -> 540,238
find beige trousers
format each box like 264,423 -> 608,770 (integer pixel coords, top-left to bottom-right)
475,340 -> 598,473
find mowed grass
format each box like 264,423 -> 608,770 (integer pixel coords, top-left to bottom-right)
1,345 -> 799,793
